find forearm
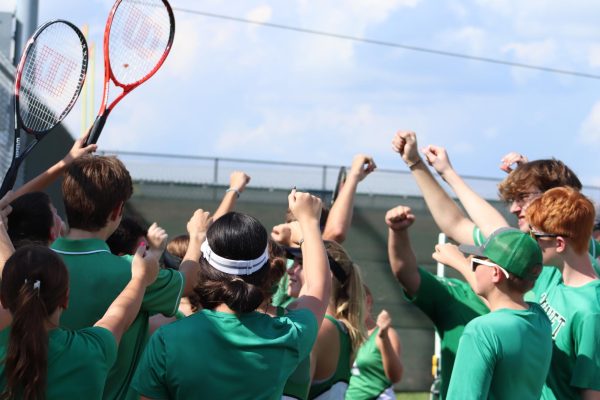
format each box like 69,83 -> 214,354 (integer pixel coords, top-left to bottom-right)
180,234 -> 202,297
410,161 -> 475,245
95,278 -> 146,343
442,169 -> 509,237
213,191 -> 238,221
378,329 -> 403,383
387,229 -> 419,295
0,226 -> 14,276
11,158 -> 69,200
299,221 -> 331,323
322,176 -> 359,243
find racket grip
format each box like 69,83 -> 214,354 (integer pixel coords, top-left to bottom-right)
0,164 -> 19,199
86,114 -> 108,145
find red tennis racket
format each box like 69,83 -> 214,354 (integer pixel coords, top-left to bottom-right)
0,20 -> 88,198
86,0 -> 175,145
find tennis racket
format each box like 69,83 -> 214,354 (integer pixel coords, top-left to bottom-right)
331,166 -> 347,205
85,0 -> 175,145
0,20 -> 88,198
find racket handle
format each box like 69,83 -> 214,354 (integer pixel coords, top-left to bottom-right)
86,114 -> 108,145
0,164 -> 19,199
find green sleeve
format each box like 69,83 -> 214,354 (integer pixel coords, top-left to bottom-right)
142,269 -> 184,317
446,325 -> 495,399
570,314 -> 600,390
131,329 -> 170,399
79,326 -> 118,370
271,274 -> 292,307
287,308 -> 319,361
472,226 -> 486,246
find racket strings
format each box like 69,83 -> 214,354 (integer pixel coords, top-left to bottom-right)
19,22 -> 87,133
109,0 -> 172,86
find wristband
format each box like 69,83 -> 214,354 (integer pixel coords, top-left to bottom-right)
226,188 -> 240,198
407,158 -> 422,170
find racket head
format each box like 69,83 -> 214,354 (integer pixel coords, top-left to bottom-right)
106,0 -> 175,89
15,20 -> 88,136
331,166 -> 347,205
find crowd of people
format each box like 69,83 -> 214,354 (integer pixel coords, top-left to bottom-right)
0,129 -> 597,400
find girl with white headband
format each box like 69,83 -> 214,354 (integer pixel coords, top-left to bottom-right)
132,190 -> 331,400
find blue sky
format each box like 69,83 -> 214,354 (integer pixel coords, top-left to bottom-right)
3,0 -> 600,187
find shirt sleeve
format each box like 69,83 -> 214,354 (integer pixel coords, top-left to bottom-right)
446,325 -> 495,400
286,308 -> 319,360
131,328 -> 170,399
570,313 -> 600,390
473,226 -> 486,246
142,268 -> 184,317
79,326 -> 118,370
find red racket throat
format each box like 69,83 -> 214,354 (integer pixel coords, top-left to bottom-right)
87,0 -> 175,145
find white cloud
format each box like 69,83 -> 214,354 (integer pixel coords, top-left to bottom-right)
580,101 -> 600,145
501,40 -> 557,83
588,45 -> 600,68
441,26 -> 487,55
246,5 -> 272,25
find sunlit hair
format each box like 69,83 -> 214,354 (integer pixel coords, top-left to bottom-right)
166,234 -> 190,259
498,159 -> 581,202
0,246 -> 69,400
324,241 -> 366,361
526,187 -> 594,253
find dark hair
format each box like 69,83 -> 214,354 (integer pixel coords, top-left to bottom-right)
0,246 -> 69,400
194,212 -> 273,313
7,192 -> 53,248
106,217 -> 147,256
62,156 -> 133,231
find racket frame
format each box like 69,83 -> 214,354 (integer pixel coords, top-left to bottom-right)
331,166 -> 347,205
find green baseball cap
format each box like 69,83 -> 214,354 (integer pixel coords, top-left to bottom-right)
459,227 -> 542,279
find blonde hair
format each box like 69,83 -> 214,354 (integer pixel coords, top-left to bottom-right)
324,241 -> 367,360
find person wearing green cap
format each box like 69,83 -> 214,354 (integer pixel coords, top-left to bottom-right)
444,228 -> 552,400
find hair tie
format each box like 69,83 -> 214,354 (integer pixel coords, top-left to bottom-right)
24,279 -> 41,295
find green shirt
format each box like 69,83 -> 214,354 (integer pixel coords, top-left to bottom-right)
308,315 -> 352,400
526,267 -> 600,399
131,308 -> 318,400
345,327 -> 393,400
447,303 -> 552,400
404,267 -> 489,399
51,238 -> 184,400
0,326 -> 117,399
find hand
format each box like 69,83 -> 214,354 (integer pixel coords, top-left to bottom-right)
376,309 -> 392,332
432,243 -> 468,270
288,189 -> 322,225
349,154 -> 376,182
229,171 -> 251,192
385,206 -> 415,232
63,131 -> 98,164
500,152 -> 528,173
421,145 -> 454,177
187,209 -> 213,241
391,131 -> 420,166
131,243 -> 160,287
146,223 -> 168,253
271,221 -> 302,246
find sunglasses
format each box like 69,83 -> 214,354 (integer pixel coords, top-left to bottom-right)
529,229 -> 569,240
471,257 -> 510,279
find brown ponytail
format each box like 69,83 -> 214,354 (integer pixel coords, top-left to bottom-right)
0,246 -> 69,400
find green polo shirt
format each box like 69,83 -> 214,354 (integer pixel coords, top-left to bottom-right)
0,326 -> 117,399
51,237 -> 184,400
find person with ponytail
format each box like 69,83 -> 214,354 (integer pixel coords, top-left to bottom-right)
0,225 -> 165,400
346,285 -> 403,400
131,190 -> 331,400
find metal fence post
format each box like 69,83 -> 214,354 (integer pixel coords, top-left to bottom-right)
322,165 -> 327,191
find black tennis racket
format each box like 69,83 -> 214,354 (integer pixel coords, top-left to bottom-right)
331,166 -> 347,205
0,20 -> 88,198
86,0 -> 176,145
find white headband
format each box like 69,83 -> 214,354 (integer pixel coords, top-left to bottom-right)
201,240 -> 269,275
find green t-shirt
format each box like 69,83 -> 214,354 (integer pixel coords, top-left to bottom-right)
51,237 -> 184,400
0,326 -> 117,399
447,303 -> 552,400
526,267 -> 600,399
308,315 -> 352,400
345,327 -> 393,400
131,307 -> 318,400
404,267 -> 489,399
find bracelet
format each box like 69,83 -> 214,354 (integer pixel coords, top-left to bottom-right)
297,238 -> 304,247
407,158 -> 422,170
226,188 -> 240,198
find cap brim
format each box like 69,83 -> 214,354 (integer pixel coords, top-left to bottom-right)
458,244 -> 486,258
283,246 -> 302,260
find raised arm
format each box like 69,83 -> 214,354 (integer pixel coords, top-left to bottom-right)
322,154 -> 376,243
95,224 -> 165,343
385,205 -> 421,297
375,310 -> 403,384
422,145 -> 509,239
9,133 -> 97,203
392,131 -> 476,245
179,209 -> 212,297
0,198 -> 13,272
212,171 -> 251,221
500,151 -> 528,173
289,190 -> 331,329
